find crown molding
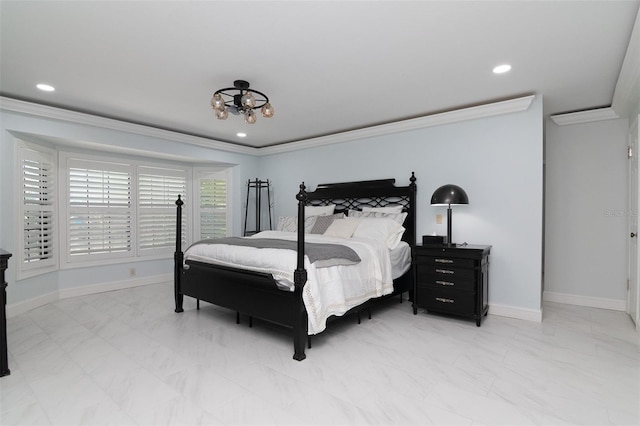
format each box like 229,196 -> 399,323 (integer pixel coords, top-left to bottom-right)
260,95 -> 536,155
549,107 -> 620,126
1,95 -> 536,157
551,10 -> 639,126
0,97 -> 259,156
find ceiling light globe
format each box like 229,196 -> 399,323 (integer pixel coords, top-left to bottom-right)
261,103 -> 274,118
241,91 -> 256,109
215,107 -> 228,120
245,110 -> 257,124
36,83 -> 55,92
211,93 -> 225,109
493,64 -> 511,74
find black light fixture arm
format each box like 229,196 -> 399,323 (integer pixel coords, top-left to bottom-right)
213,80 -> 270,111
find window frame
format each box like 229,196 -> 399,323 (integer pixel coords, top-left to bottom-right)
15,141 -> 58,280
137,164 -> 188,258
61,154 -> 135,266
193,167 -> 233,241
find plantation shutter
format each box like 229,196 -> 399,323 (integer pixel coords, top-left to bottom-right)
68,160 -> 132,258
138,166 -> 187,252
21,147 -> 56,269
199,174 -> 228,239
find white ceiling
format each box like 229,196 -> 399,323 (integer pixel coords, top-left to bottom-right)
1,1 -> 638,148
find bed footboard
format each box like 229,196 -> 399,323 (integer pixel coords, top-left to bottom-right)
173,183 -> 310,360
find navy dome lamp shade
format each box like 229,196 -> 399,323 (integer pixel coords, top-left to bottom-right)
430,184 -> 469,247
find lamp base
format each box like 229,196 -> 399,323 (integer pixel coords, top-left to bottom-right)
444,235 -> 464,247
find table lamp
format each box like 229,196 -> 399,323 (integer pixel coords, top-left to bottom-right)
430,184 -> 469,247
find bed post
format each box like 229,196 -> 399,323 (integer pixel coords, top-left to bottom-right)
293,182 -> 308,361
174,195 -> 184,313
409,171 -> 417,246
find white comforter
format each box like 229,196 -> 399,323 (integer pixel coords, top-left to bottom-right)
184,230 -> 395,334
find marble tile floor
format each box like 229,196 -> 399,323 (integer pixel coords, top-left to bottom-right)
1,281 -> 638,426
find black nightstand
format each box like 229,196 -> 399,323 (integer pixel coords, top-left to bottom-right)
412,244 -> 491,326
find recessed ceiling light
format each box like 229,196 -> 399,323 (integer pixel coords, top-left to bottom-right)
36,83 -> 55,92
493,64 -> 512,74
237,132 -> 247,138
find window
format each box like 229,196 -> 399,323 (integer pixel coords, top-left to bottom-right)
66,158 -> 132,261
18,143 -> 57,276
138,166 -> 187,254
18,148 -> 230,272
195,170 -> 230,239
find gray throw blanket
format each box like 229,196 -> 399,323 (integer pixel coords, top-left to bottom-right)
189,237 -> 361,268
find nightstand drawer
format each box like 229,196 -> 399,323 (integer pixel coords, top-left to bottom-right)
417,286 -> 475,314
418,276 -> 475,292
416,265 -> 476,282
414,256 -> 476,268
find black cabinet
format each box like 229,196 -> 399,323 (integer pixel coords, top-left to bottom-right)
412,244 -> 490,326
1,249 -> 12,377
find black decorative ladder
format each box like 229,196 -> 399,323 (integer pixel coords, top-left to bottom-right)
244,179 -> 272,236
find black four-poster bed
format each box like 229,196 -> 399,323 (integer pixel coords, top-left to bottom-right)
173,172 -> 417,360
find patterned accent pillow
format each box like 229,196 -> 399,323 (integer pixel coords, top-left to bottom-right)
277,216 -> 297,232
276,216 -> 317,233
310,213 -> 344,234
348,210 -> 408,225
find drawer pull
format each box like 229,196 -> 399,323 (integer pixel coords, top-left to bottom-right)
436,280 -> 455,286
435,297 -> 455,303
435,269 -> 454,274
435,258 -> 454,264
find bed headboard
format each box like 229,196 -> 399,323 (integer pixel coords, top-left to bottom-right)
305,172 -> 417,246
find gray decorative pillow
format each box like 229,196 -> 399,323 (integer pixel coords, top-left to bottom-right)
310,213 -> 344,234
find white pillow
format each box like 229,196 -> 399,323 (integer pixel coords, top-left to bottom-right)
305,204 -> 336,218
353,218 -> 405,250
323,218 -> 361,239
348,209 -> 408,225
276,216 -> 317,233
361,205 -> 403,214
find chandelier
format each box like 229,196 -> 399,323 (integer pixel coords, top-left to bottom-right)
210,80 -> 274,124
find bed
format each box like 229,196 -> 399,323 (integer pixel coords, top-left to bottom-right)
173,173 -> 417,360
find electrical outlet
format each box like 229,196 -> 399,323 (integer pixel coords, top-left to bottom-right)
436,214 -> 443,225
129,268 -> 136,277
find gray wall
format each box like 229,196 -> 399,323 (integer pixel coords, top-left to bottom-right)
545,118 -> 629,307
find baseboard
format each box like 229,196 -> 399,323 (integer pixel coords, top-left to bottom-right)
543,291 -> 626,311
58,273 -> 172,299
7,273 -> 172,318
6,291 -> 59,318
489,303 -> 543,322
